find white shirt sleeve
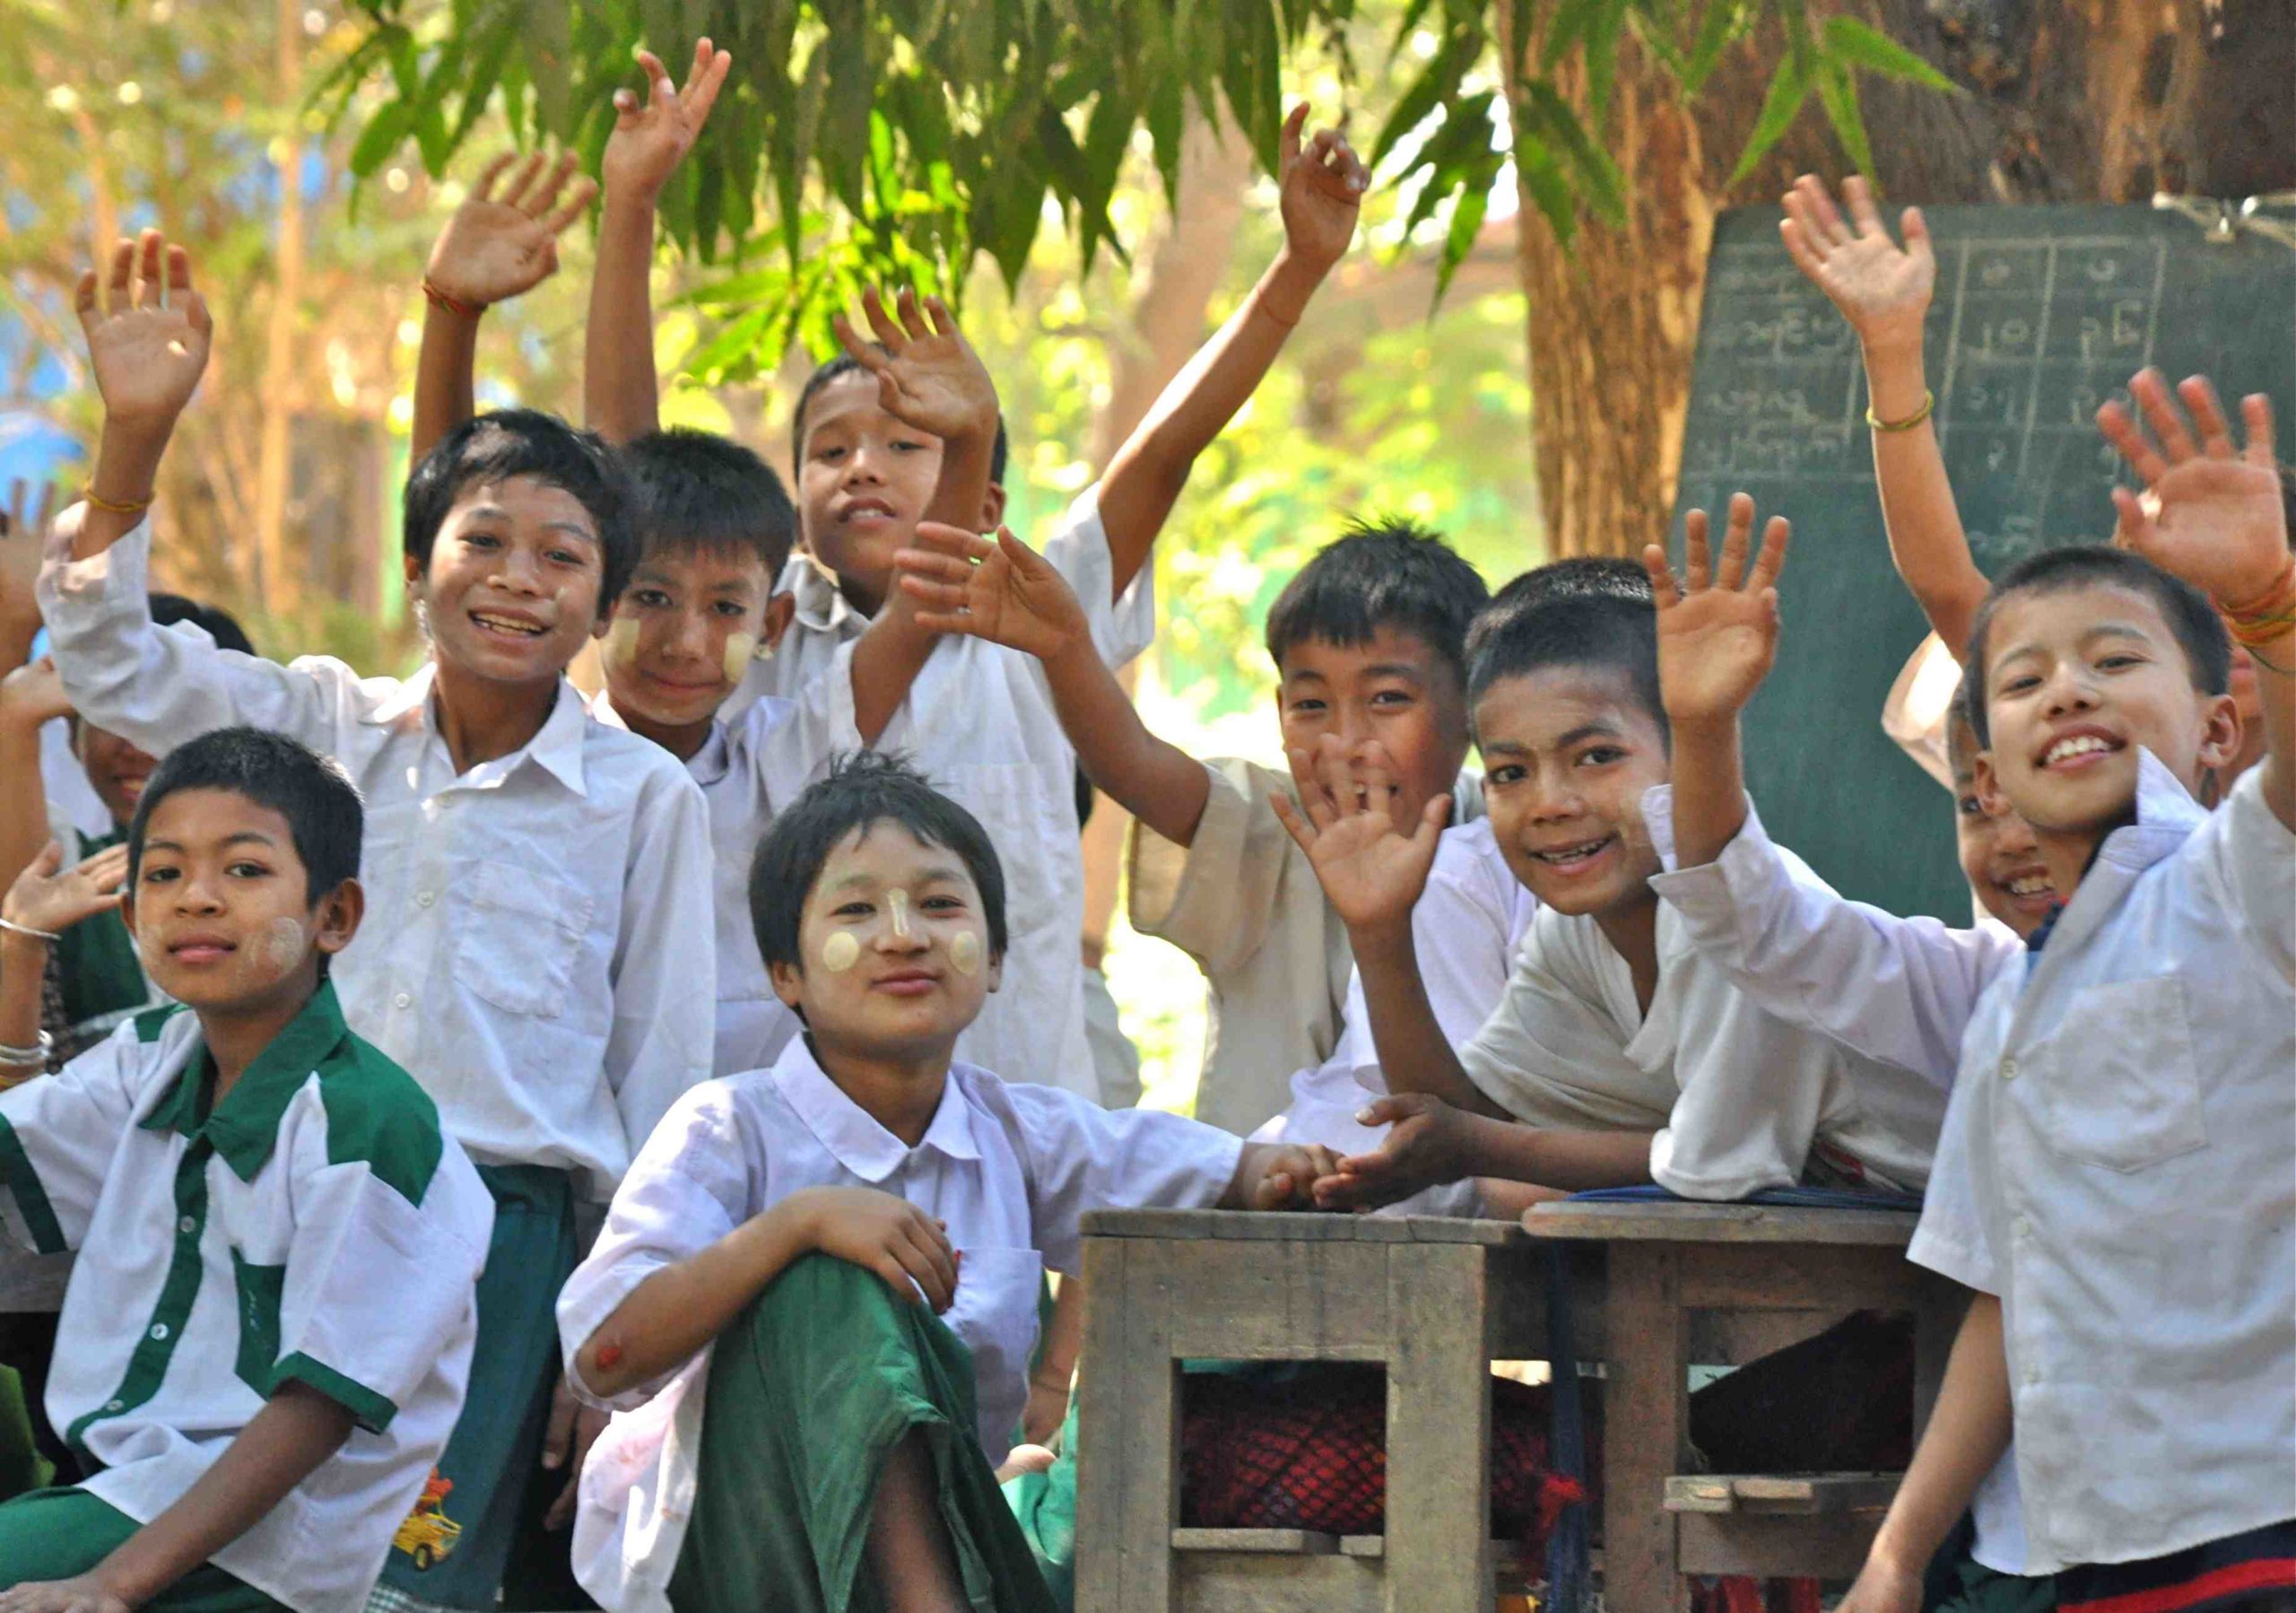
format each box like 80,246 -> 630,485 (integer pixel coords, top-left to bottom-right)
0,1020 -> 148,1253
38,512 -> 368,757
1906,1071 -> 1999,1295
1647,955 -> 1833,1200
2186,766 -> 2296,981
602,767 -> 719,1183
557,1081 -> 754,1408
999,1081 -> 1242,1277
1406,842 -> 1524,1050
1645,786 -> 2017,1087
1038,484 -> 1155,670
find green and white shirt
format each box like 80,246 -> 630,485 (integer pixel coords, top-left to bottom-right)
0,984 -> 493,1613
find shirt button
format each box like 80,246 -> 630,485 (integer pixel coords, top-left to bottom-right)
2000,1058 -> 2018,1082
106,1399 -> 124,1412
394,992 -> 413,1009
149,1322 -> 169,1341
2013,1216 -> 2031,1238
417,891 -> 435,908
178,1216 -> 196,1235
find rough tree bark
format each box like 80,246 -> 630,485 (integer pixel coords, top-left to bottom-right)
1495,0 -> 2296,559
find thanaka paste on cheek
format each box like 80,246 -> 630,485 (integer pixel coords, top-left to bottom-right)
948,929 -> 981,976
604,615 -> 640,669
887,888 -> 910,937
822,930 -> 861,972
261,917 -> 306,974
722,631 -> 758,686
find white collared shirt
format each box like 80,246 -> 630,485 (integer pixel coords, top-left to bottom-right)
1255,818 -> 1536,1208
40,517 -> 719,1199
0,991 -> 492,1613
1459,804 -> 1949,1199
726,486 -> 1149,1101
595,646 -> 873,1078
1909,754 -> 2296,1574
555,1035 -> 1240,1613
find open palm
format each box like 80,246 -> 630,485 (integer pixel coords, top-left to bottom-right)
1780,175 -> 1934,348
2100,372 -> 2290,605
426,152 -> 594,308
602,40 -> 732,198
836,287 -> 997,443
1271,737 -> 1446,932
898,524 -> 1086,659
76,231 -> 211,426
1646,493 -> 1790,727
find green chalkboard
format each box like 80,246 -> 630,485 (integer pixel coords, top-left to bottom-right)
1670,204 -> 2296,921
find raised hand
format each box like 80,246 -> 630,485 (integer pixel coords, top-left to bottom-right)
832,287 -> 999,445
1779,174 -> 1935,352
1276,102 -> 1369,277
424,150 -> 596,310
0,657 -> 74,730
1269,735 -> 1449,935
796,1184 -> 960,1312
1311,1094 -> 1476,1212
75,230 -> 212,428
1643,493 -> 1790,728
896,523 -> 1088,660
3,840 -> 128,940
2098,371 -> 2291,607
0,482 -> 57,640
602,39 -> 733,201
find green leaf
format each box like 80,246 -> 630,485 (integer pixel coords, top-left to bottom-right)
1514,130 -> 1578,248
348,101 -> 413,179
1370,24 -> 1480,166
1822,15 -> 1959,92
452,21 -> 518,145
1433,170 -> 1490,306
686,303 -> 775,379
1813,57 -> 1873,177
1725,48 -> 1808,187
526,0 -> 573,136
1682,0 -> 1747,94
1517,78 -> 1623,226
1539,0 -> 1603,74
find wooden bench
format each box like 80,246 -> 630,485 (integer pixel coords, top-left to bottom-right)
0,1249 -> 66,1312
1520,1200 -> 1964,1612
1073,1210 -> 1604,1613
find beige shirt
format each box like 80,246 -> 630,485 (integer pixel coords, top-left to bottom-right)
1128,758 -> 1481,1136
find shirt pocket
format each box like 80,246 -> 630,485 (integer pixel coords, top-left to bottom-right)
2032,977 -> 2208,1173
457,859 -> 594,1019
231,1251 -> 286,1396
943,1246 -> 1045,1448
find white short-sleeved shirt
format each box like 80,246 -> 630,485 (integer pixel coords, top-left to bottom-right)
0,989 -> 492,1613
1254,819 -> 1535,1206
1131,763 -> 1486,1137
1460,792 -> 1950,1199
596,649 -> 871,1079
556,1036 -> 1240,1613
39,714 -> 112,841
726,487 -> 1148,1102
1909,754 -> 2296,1575
40,516 -> 719,1200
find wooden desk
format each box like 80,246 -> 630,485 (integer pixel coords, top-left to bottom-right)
1520,1201 -> 1963,1613
1074,1210 -> 1603,1613
0,1250 -> 66,1312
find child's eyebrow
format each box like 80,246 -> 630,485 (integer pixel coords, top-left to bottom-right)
1359,663 -> 1426,682
1556,720 -> 1625,748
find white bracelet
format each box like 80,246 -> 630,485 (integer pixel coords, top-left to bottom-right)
0,918 -> 60,944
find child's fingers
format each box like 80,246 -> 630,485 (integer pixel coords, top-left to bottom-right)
912,520 -> 995,561
634,48 -> 673,103
105,237 -> 136,314
2095,398 -> 2169,486
2239,393 -> 2277,469
1416,791 -> 1452,847
921,294 -> 959,341
2129,368 -> 2199,464
894,286 -> 931,344
131,229 -> 164,310
1748,516 -> 1791,594
1900,205 -> 1932,263
2108,485 -> 2154,552
1278,100 -> 1309,168
539,1375 -> 579,1468
1715,492 -> 1757,590
523,151 -> 581,218
1682,509 -> 1712,593
164,243 -> 193,301
830,311 -> 888,370
1841,173 -> 1885,237
470,151 -> 518,203
182,288 -> 213,339
2175,375 -> 2235,458
893,1233 -> 955,1312
1322,740 -> 1365,817
500,151 -> 548,213
995,526 -> 1052,577
72,268 -> 100,327
1639,543 -> 1680,609
1333,135 -> 1370,194
1358,746 -> 1398,824
1269,789 -> 1320,859
859,285 -> 906,353
30,839 -> 66,876
686,44 -> 733,125
540,178 -> 598,238
1797,175 -> 1852,248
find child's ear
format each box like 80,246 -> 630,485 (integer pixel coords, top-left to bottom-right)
311,877 -> 365,955
402,552 -> 424,593
761,591 -> 797,654
979,483 -> 1007,532
769,956 -> 804,1010
2194,691 -> 2241,775
1972,750 -> 2012,820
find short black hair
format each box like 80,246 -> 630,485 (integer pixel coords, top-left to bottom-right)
620,429 -> 797,579
1466,590 -> 1665,740
1962,545 -> 2231,746
749,752 -> 1007,976
1466,557 -> 1651,671
126,728 -> 363,902
1264,517 -> 1490,691
404,409 -> 639,615
791,353 -> 1010,485
151,594 -> 255,657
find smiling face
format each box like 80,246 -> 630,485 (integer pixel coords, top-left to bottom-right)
122,789 -> 358,1013
1972,582 -> 2239,845
1474,667 -> 1671,917
1275,628 -> 1472,829
75,720 -> 160,826
770,822 -> 1001,1060
1946,717 -> 2055,937
599,546 -> 793,738
404,475 -> 610,688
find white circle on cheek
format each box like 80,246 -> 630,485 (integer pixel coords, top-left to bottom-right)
604,615 -> 640,668
948,929 -> 981,977
822,930 -> 862,972
262,917 -> 306,972
722,631 -> 758,687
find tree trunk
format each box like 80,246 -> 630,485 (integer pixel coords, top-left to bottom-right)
1495,0 -> 2296,561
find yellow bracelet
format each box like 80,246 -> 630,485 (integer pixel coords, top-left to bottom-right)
83,485 -> 154,516
1865,390 -> 1935,432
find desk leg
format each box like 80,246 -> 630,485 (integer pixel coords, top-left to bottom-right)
1604,1244 -> 1690,1613
1385,1242 -> 1492,1613
1076,1237 -> 1180,1613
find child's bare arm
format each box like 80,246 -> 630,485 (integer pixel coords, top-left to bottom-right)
0,654 -> 71,913
412,151 -> 595,462
1839,1293 -> 2010,1613
70,232 -> 212,563
585,41 -> 731,445
576,1186 -> 955,1401
897,523 -> 1213,844
1782,175 -> 1985,658
0,1382 -> 355,1613
1312,1093 -> 1652,1209
1644,494 -> 1791,869
848,564 -> 939,745
1096,104 -> 1366,600
2100,373 -> 2295,828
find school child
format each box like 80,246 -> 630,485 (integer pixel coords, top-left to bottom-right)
1820,377 -> 2296,1613
0,600 -> 256,1068
1288,498 -> 1949,1213
38,231 -> 718,1611
572,40 -> 1371,1101
896,516 -> 1505,1146
0,727 -> 493,1613
555,754 -> 1333,1613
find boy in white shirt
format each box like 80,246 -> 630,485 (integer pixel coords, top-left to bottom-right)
1285,500 -> 1948,1212
38,231 -> 717,1611
1827,379 -> 2295,1613
555,754 -> 1332,1613
0,728 -> 492,1613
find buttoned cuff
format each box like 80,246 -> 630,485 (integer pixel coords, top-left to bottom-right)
36,507 -> 152,624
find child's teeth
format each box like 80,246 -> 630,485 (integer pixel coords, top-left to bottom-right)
2046,735 -> 2110,765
